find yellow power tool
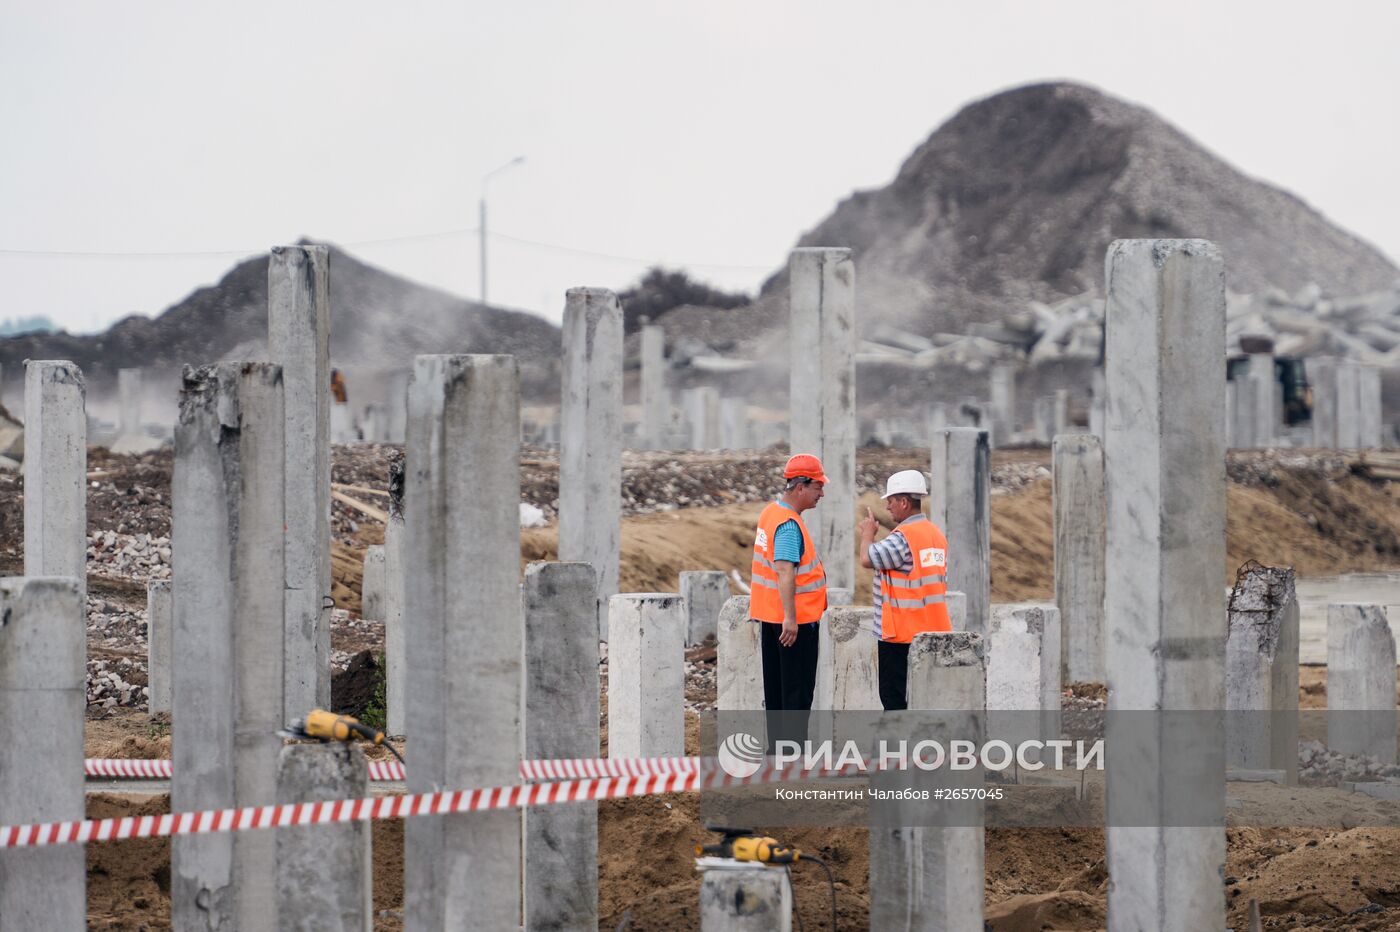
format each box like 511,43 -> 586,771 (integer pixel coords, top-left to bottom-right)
696,825 -> 801,864
280,709 -> 405,765
696,824 -> 838,929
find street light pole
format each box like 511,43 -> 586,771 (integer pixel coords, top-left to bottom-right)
480,155 -> 525,306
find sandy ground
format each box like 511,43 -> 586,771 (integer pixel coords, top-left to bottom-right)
54,448 -> 1400,928
82,666 -> 1400,930
76,792 -> 1400,930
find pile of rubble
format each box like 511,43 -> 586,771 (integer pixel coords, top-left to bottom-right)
87,596 -> 147,652
82,598 -> 385,714
858,324 -> 1025,374
1229,284 -> 1400,364
857,294 -> 1104,372
975,282 -> 1400,368
852,282 -> 1400,372
86,655 -> 148,711
1224,449 -> 1356,487
990,460 -> 1053,496
87,531 -> 171,582
329,608 -> 385,674
1298,738 -> 1400,784
84,593 -> 150,710
86,449 -> 172,537
684,659 -> 717,713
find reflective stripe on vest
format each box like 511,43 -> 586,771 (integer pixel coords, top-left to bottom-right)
882,574 -> 947,590
753,553 -> 822,575
883,593 -> 948,609
749,501 -> 827,624
876,515 -> 951,643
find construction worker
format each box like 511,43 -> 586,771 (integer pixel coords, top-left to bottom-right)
750,453 -> 829,752
858,469 -> 951,711
330,368 -> 348,404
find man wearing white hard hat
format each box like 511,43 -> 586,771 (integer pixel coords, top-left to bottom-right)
858,469 -> 952,710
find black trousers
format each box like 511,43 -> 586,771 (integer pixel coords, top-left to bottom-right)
759,620 -> 820,754
878,639 -> 911,711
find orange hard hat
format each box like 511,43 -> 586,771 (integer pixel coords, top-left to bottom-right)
784,453 -> 828,484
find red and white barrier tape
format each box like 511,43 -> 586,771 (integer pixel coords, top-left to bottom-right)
5,761 -> 856,850
83,756 -> 709,783
85,759 -> 172,780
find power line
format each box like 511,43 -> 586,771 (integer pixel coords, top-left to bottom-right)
0,227 -> 478,259
486,231 -> 772,272
0,228 -> 776,272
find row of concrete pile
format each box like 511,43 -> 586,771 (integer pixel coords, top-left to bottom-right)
1,249 -> 827,928
7,240 -> 1400,931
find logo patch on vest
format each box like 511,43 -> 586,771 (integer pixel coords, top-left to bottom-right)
920,547 -> 945,568
755,528 -> 769,551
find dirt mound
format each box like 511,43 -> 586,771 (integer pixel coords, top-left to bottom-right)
985,890 -> 1106,931
758,82 -> 1398,337
87,730 -> 172,761
0,242 -> 560,391
1226,827 -> 1400,929
86,794 -> 171,930
79,668 -> 1400,928
331,650 -> 383,719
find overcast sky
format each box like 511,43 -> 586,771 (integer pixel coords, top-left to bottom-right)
2,1 -> 1397,334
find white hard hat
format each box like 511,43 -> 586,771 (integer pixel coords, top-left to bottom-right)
881,469 -> 929,499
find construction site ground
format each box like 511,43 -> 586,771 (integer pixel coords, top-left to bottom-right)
8,445 -> 1400,929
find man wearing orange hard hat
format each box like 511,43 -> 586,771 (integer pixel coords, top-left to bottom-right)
750,453 -> 829,751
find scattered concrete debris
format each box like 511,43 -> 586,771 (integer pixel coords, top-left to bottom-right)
87,531 -> 171,582
1298,738 -> 1400,784
86,655 -> 147,711
1231,284 -> 1400,365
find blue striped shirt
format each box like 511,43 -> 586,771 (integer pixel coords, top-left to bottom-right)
870,517 -> 918,638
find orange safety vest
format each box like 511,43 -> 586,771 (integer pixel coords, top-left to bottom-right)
750,502 -> 827,624
875,515 -> 950,643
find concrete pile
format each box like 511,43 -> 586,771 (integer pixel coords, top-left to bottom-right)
0,579 -> 86,927
523,562 -> 600,929
789,247 -> 856,592
269,244 -> 332,721
1225,564 -> 1299,783
401,354 -> 523,928
1103,239 -> 1227,928
109,368 -> 164,454
171,362 -> 288,929
559,288 -> 622,639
